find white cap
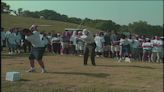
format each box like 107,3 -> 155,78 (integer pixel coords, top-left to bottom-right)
83,29 -> 87,31
30,24 -> 38,31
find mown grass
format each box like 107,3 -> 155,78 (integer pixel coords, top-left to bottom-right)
1,14 -> 101,33
1,52 -> 163,92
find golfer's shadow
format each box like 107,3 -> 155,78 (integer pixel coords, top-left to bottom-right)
96,65 -> 156,69
48,72 -> 110,78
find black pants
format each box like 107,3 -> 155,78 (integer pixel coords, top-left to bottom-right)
70,45 -> 77,55
47,44 -> 52,52
84,43 -> 96,65
23,41 -> 32,53
52,43 -> 60,54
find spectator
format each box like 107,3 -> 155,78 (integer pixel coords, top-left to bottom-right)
110,30 -> 120,59
76,31 -> 84,56
94,32 -> 105,57
15,28 -> 22,54
119,35 -> 131,62
70,31 -> 78,55
142,38 -> 152,62
1,27 -> 6,51
103,31 -> 111,57
130,36 -> 140,61
151,36 -> 162,63
7,28 -> 17,54
47,32 -> 52,52
51,33 -> 60,54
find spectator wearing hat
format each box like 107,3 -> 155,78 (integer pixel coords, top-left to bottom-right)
30,24 -> 38,32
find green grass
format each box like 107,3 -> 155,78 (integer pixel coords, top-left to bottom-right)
1,14 -> 101,33
1,52 -> 163,92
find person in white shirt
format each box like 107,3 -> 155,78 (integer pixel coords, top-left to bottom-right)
142,38 -> 152,62
151,36 -> 162,63
76,31 -> 84,56
118,35 -> 131,62
7,28 -> 17,54
70,31 -> 78,55
22,26 -> 46,73
94,32 -> 105,57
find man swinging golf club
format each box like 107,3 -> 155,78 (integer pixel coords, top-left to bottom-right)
22,24 -> 46,73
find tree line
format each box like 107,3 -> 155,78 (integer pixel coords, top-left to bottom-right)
1,2 -> 163,36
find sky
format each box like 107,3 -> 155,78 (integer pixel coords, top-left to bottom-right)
2,1 -> 163,26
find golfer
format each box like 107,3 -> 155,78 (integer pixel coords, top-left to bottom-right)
80,29 -> 96,66
22,25 -> 46,73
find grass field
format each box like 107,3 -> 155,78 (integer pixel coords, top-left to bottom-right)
1,51 -> 163,92
1,14 -> 101,33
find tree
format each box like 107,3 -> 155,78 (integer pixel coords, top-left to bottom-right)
127,21 -> 163,36
18,8 -> 23,16
60,14 -> 68,22
39,9 -> 60,20
22,10 -> 39,18
1,2 -> 10,13
68,17 -> 82,24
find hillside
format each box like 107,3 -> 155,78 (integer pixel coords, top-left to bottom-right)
1,14 -> 101,33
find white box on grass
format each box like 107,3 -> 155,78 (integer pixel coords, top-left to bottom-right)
6,72 -> 21,81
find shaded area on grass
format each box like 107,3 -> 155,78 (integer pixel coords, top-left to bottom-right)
48,72 -> 110,78
1,53 -> 30,59
1,52 -> 53,59
97,65 -> 156,69
20,79 -> 31,81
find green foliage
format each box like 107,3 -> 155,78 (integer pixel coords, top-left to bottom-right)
22,10 -> 40,18
127,21 -> 163,36
18,8 -> 23,16
1,2 -> 10,13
